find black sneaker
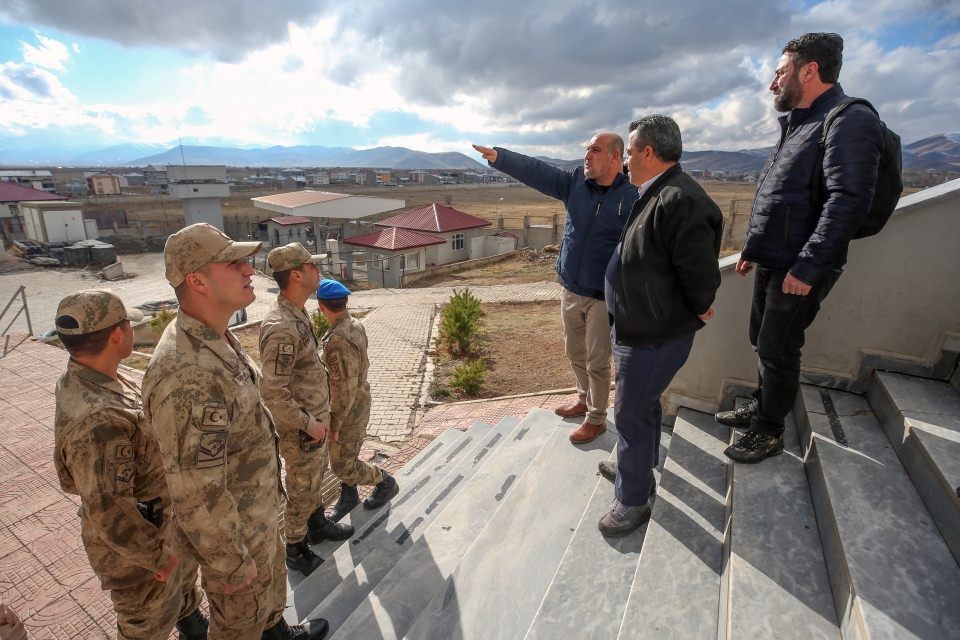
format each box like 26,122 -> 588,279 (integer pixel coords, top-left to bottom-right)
262,618 -> 329,640
328,482 -> 359,522
715,402 -> 757,427
285,539 -> 324,576
363,469 -> 399,510
307,507 -> 354,544
724,430 -> 784,463
176,608 -> 208,640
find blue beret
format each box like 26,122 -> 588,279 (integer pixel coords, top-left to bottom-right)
316,279 -> 351,300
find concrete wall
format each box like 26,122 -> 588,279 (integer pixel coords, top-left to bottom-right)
402,248 -> 525,287
665,178 -> 960,414
469,234 -> 517,259
182,199 -> 225,229
427,228 -> 489,266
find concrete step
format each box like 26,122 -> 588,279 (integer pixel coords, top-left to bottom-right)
284,421 -> 495,623
404,415 -> 618,640
726,413 -> 839,639
306,416 -> 520,633
795,384 -> 960,639
284,427 -> 467,597
525,430 -> 671,640
617,408 -> 730,640
868,371 -> 960,565
330,408 -> 558,640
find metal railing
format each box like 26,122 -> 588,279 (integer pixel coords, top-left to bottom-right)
0,285 -> 32,336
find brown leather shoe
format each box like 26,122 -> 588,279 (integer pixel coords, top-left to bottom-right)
569,420 -> 606,444
555,401 -> 588,418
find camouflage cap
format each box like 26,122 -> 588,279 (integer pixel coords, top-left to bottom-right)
55,290 -> 144,336
164,223 -> 262,287
267,242 -> 327,273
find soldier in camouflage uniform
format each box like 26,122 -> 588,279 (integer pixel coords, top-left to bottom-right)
53,290 -> 207,640
141,224 -> 328,640
316,279 -> 399,521
260,243 -> 353,576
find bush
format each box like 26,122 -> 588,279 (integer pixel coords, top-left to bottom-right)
312,310 -> 329,338
438,288 -> 483,356
450,359 -> 486,397
149,307 -> 176,334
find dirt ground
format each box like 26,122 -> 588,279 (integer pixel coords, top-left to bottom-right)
432,301 -> 572,399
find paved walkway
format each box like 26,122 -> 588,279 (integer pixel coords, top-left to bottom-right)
0,253 -> 564,441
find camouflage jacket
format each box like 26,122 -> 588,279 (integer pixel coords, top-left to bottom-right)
320,313 -> 371,433
259,294 -> 330,437
141,311 -> 283,587
54,361 -> 172,588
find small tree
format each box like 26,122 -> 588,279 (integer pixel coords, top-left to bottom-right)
438,288 -> 483,356
312,310 -> 329,339
149,307 -> 176,334
450,359 -> 486,396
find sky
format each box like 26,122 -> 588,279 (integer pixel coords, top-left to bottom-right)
0,0 -> 958,162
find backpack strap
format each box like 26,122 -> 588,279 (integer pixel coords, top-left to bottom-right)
812,97 -> 880,207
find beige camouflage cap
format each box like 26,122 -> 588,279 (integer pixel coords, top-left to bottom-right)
55,290 -> 145,335
267,242 -> 327,273
164,223 -> 262,287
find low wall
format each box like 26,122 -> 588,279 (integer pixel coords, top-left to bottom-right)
401,249 -> 525,287
666,178 -> 960,414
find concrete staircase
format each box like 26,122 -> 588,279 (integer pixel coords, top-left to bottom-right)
282,367 -> 960,639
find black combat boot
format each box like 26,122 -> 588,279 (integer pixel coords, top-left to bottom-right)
328,482 -> 359,522
363,468 -> 399,510
176,608 -> 209,640
307,506 -> 354,544
261,617 -> 329,640
284,539 -> 324,576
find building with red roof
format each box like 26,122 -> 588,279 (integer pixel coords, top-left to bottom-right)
374,203 -> 513,270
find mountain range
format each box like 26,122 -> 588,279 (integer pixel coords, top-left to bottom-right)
540,133 -> 960,174
2,134 -> 958,172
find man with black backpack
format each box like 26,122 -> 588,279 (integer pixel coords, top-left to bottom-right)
719,32 -> 900,463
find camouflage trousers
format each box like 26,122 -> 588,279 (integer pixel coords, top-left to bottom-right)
279,433 -> 328,543
329,418 -> 382,487
204,527 -> 286,640
110,557 -> 201,640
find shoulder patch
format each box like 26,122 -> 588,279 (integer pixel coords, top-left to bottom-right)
196,431 -> 228,469
114,461 -> 135,487
109,441 -> 134,462
327,353 -> 341,380
275,353 -> 294,376
201,405 -> 228,428
278,342 -> 295,355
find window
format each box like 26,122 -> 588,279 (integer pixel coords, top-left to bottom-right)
451,233 -> 465,251
401,252 -> 420,271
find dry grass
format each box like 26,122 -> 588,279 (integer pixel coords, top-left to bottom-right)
408,253 -> 557,288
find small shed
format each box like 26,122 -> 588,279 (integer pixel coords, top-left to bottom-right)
343,227 -> 445,288
259,215 -> 313,248
20,201 -> 87,244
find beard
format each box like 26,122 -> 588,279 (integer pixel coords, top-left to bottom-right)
773,70 -> 802,112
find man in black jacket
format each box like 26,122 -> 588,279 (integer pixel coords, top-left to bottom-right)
719,33 -> 883,463
600,115 -> 722,537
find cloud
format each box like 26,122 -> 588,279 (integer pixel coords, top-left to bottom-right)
0,0 -> 330,62
0,0 -> 957,158
19,31 -> 71,71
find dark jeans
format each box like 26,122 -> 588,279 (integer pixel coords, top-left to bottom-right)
749,267 -> 841,436
612,330 -> 695,507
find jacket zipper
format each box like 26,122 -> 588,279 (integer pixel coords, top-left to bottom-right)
574,193 -> 604,284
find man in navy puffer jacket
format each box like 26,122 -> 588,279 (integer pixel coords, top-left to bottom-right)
473,135 -> 636,444
719,33 -> 883,463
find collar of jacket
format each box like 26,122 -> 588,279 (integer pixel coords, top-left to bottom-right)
585,170 -> 631,192
177,309 -> 248,374
68,359 -> 141,407
620,163 -> 683,238
780,83 -> 845,130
